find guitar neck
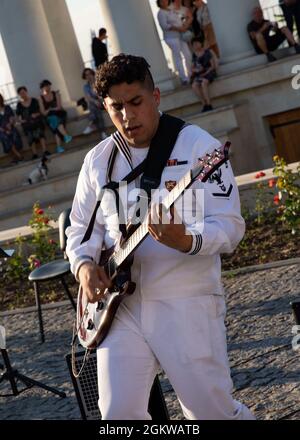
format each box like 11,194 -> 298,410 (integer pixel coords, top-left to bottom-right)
112,170 -> 193,269
107,142 -> 230,275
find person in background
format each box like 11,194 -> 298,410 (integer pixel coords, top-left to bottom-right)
193,0 -> 220,57
16,86 -> 49,160
191,37 -> 217,112
280,0 -> 300,40
81,68 -> 107,139
184,0 -> 204,40
247,6 -> 300,62
39,79 -> 72,154
170,0 -> 194,45
92,28 -> 109,70
0,93 -> 23,164
157,0 -> 191,85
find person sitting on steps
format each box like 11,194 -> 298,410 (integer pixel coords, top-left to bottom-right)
247,6 -> 300,63
39,79 -> 72,154
191,37 -> 217,113
0,93 -> 23,164
16,86 -> 50,160
81,68 -> 107,139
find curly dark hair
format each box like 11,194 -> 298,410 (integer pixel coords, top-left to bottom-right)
95,54 -> 155,99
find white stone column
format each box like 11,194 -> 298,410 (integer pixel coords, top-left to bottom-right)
207,0 -> 262,72
0,0 -> 70,101
98,0 -> 175,92
42,0 -> 84,101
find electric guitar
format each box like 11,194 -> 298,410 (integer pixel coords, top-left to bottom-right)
76,142 -> 231,349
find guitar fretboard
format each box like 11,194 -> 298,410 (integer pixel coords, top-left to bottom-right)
106,142 -> 229,275
111,170 -> 193,269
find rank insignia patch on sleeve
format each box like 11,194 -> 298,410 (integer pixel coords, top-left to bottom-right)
207,167 -> 233,198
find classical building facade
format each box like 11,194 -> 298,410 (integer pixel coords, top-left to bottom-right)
0,0 -> 299,174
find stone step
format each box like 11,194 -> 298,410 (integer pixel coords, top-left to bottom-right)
66,111 -> 111,137
0,170 -> 78,230
212,130 -> 231,145
0,131 -> 101,192
77,106 -> 238,147
0,83 -> 237,170
0,196 -> 73,234
0,102 -> 236,189
3,161 -> 299,246
0,111 -> 111,167
184,104 -> 239,135
0,113 -> 82,160
0,99 -> 239,230
2,101 -> 237,171
0,130 -> 236,232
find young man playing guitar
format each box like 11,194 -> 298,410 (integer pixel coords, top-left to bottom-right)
66,54 -> 254,420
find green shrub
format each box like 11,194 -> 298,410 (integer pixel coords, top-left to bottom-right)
4,202 -> 58,283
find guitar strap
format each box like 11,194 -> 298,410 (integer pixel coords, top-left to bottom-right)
80,113 -> 188,245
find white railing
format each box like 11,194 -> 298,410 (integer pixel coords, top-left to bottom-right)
0,81 -> 18,108
263,4 -> 286,23
83,59 -> 95,69
262,4 -> 299,48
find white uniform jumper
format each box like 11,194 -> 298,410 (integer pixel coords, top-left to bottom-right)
66,123 -> 255,420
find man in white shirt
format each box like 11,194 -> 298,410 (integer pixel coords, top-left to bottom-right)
66,54 -> 255,420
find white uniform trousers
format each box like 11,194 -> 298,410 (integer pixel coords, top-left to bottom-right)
97,294 -> 255,420
164,37 -> 192,82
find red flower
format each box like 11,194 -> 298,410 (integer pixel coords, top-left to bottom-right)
273,194 -> 280,205
255,171 -> 266,179
36,209 -> 44,215
49,239 -> 56,245
43,217 -> 49,224
34,260 -> 41,268
268,178 -> 276,188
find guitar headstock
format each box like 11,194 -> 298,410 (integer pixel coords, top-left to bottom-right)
191,142 -> 231,183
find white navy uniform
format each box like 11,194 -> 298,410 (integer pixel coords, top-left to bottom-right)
66,123 -> 255,420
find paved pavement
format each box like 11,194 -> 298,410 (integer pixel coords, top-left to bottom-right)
0,262 -> 300,420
